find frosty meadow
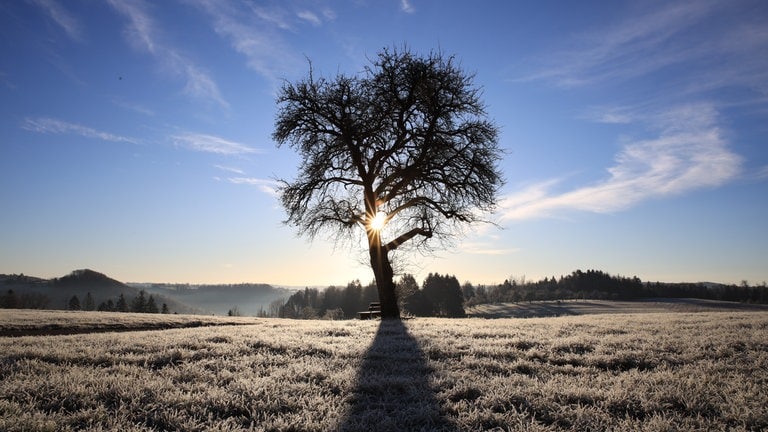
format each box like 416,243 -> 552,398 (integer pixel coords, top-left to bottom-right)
1,310 -> 766,431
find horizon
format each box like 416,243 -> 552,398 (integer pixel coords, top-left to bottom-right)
2,1 -> 767,288
4,266 -> 762,289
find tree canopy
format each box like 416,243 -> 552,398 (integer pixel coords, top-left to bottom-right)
274,47 -> 503,318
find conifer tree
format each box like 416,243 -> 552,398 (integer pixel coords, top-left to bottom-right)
68,295 -> 81,311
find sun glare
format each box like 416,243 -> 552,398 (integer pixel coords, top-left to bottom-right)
369,211 -> 387,231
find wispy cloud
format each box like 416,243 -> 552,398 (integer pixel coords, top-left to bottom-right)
172,133 -> 259,155
188,0 -> 304,83
518,0 -> 768,104
296,8 -> 336,26
500,104 -> 742,220
521,1 -> 718,87
580,105 -> 635,124
214,164 -> 245,175
22,117 -> 139,144
400,0 -> 415,14
297,10 -> 321,26
0,71 -> 16,90
228,177 -> 279,196
111,98 -> 155,116
30,0 -> 83,41
753,165 -> 768,181
106,0 -> 229,109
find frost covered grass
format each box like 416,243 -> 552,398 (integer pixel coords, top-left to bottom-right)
1,312 -> 767,431
0,309 -> 261,336
466,298 -> 768,318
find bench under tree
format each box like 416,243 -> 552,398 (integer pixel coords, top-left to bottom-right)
358,302 -> 381,319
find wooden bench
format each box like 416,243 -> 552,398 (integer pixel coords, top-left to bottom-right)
358,302 -> 382,319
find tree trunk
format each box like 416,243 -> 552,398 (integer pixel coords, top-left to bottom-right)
369,241 -> 400,319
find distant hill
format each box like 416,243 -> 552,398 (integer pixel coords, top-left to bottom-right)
1,269 -> 198,314
2,269 -> 296,316
133,283 -> 296,316
54,269 -> 125,289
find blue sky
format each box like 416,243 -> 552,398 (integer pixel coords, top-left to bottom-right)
1,0 -> 767,286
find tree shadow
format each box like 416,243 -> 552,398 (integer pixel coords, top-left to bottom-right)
338,319 -> 458,431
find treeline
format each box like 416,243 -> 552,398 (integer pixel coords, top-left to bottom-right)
0,289 -> 49,309
0,289 -> 171,314
272,269 -> 767,319
272,273 -> 466,319
462,269 -> 768,306
93,290 -> 171,314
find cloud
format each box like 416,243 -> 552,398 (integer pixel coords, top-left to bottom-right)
581,106 -> 634,124
297,10 -> 321,26
106,0 -> 229,108
753,165 -> 768,181
214,164 -> 245,175
228,177 -> 279,196
30,0 -> 83,41
22,117 -> 139,144
500,103 -> 742,220
518,0 -> 768,105
172,133 -> 259,155
188,0 -> 303,83
400,0 -> 415,14
522,1 -> 717,87
111,98 -> 155,116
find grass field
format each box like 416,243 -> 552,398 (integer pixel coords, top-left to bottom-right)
466,298 -> 768,318
0,309 -> 262,337
1,309 -> 766,431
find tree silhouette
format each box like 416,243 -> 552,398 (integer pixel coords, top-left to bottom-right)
83,292 -> 95,311
146,295 -> 158,314
1,290 -> 19,309
422,273 -> 466,317
116,293 -> 128,312
68,295 -> 81,311
131,290 -> 147,313
274,47 -> 503,318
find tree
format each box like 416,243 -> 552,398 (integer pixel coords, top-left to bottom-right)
83,292 -> 95,311
146,295 -> 159,314
340,280 -> 363,318
274,47 -> 503,318
422,273 -> 466,317
1,290 -> 19,309
132,290 -> 147,313
98,299 -> 115,312
396,274 -> 420,314
116,294 -> 129,312
68,295 -> 81,311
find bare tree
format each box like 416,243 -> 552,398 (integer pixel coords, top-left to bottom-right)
273,47 -> 503,318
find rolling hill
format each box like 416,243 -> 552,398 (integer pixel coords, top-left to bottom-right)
1,269 -> 294,316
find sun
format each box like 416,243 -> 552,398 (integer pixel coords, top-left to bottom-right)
369,211 -> 387,231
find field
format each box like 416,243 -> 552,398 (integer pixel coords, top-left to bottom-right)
0,309 -> 262,337
466,298 -> 768,318
1,309 -> 767,431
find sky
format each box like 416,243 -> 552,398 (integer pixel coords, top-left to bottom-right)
1,0 -> 767,287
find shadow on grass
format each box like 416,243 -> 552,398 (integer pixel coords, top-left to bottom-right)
338,319 -> 458,431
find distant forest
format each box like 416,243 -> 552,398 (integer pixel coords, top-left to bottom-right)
0,287 -> 169,314
273,273 -> 467,319
461,269 -> 768,306
272,269 -> 768,319
2,269 -> 766,318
